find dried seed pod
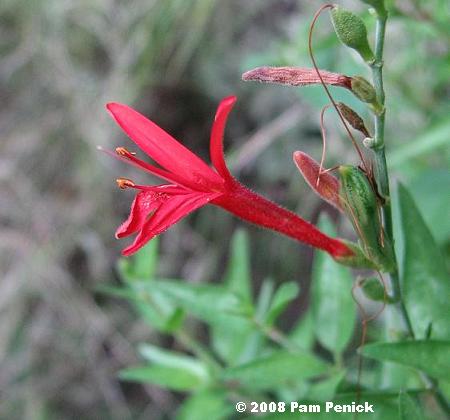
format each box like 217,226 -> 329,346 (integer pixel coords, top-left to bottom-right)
337,102 -> 370,137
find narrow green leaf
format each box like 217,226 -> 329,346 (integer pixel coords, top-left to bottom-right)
119,344 -> 210,391
398,391 -> 423,420
408,169 -> 450,244
266,282 -> 300,325
311,214 -> 356,355
176,389 -> 232,420
361,340 -> 450,380
212,229 -> 255,365
395,184 -> 450,339
307,370 -> 345,402
117,237 -> 159,281
289,310 -> 315,351
389,119 -> 450,167
222,350 -> 328,390
149,280 -> 251,328
119,365 -> 205,391
225,229 -> 252,302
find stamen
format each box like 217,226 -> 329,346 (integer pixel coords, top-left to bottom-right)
116,178 -> 136,189
116,147 -> 136,157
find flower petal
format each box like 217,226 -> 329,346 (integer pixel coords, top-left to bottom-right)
293,151 -> 343,211
107,103 -> 224,189
98,146 -> 185,186
210,96 -> 236,180
121,190 -> 222,256
115,185 -> 188,238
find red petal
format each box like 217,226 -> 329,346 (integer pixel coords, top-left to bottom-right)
293,151 -> 343,211
210,96 -> 236,180
106,103 -> 224,189
116,185 -> 188,238
98,146 -> 185,186
121,190 -> 222,256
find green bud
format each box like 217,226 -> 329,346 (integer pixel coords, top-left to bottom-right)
333,240 -> 378,269
360,277 -> 385,301
338,166 -> 395,272
351,76 -> 383,114
330,6 -> 375,63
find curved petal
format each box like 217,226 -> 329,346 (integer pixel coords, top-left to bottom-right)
107,103 -> 224,189
209,96 -> 236,180
293,151 -> 343,212
115,185 -> 188,238
121,191 -> 222,256
98,146 -> 185,186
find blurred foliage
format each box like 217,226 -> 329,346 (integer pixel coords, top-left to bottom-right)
0,0 -> 449,419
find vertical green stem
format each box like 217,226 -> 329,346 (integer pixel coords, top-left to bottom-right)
369,11 -> 449,415
369,11 -> 414,331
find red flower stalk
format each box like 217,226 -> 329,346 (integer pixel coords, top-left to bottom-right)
242,66 -> 352,89
105,96 -> 354,260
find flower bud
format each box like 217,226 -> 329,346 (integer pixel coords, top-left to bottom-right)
336,102 -> 370,137
293,151 -> 343,212
360,276 -> 385,301
338,165 -> 395,272
330,6 -> 375,63
350,76 -> 383,114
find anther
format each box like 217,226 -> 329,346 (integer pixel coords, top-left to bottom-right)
116,178 -> 135,189
115,147 -> 136,157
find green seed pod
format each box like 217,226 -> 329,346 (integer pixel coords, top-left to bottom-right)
330,6 -> 375,63
338,165 -> 394,271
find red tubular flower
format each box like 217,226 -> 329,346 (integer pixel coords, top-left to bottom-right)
293,151 -> 343,212
105,96 -> 354,260
242,66 -> 352,89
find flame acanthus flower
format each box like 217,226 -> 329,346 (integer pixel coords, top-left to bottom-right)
104,96 -> 354,261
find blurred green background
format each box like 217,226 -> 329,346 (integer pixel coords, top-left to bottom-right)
1,0 -> 449,419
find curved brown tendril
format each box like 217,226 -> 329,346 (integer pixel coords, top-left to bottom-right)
317,104 -> 332,187
352,271 -> 387,406
308,4 -> 370,176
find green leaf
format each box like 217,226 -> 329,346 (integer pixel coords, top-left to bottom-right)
212,229 -> 255,365
118,344 -> 210,391
408,169 -> 450,244
311,214 -> 356,355
361,340 -> 450,380
389,119 -> 450,167
176,389 -> 232,420
222,350 -> 329,390
395,184 -> 450,339
224,229 -> 252,302
398,391 -> 423,420
289,310 -> 315,351
265,282 -> 300,325
117,237 -> 160,281
307,370 -> 346,402
149,280 -> 251,328
119,365 -> 206,391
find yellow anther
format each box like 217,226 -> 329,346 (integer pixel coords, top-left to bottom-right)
115,147 -> 136,157
116,178 -> 135,189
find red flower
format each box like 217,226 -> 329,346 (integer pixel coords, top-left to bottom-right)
293,151 -> 343,212
242,67 -> 352,89
105,96 -> 353,259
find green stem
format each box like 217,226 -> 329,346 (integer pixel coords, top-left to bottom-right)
370,9 -> 415,335
370,10 -> 449,415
